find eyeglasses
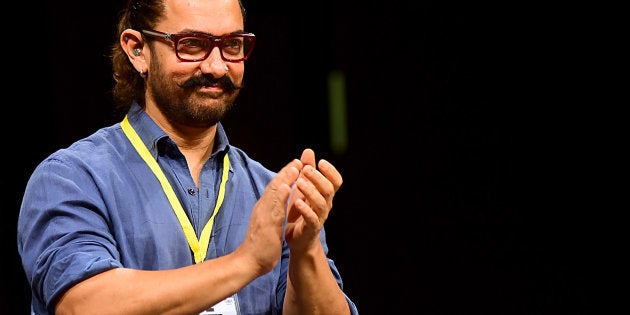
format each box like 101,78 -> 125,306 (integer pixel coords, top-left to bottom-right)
141,29 -> 256,62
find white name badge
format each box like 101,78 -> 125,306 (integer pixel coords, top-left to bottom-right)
199,295 -> 240,315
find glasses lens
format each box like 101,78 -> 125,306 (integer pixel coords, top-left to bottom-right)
176,35 -> 253,62
223,37 -> 246,60
176,37 -> 211,61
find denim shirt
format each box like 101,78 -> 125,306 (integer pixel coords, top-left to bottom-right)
17,103 -> 358,314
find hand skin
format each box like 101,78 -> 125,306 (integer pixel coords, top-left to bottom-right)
55,159 -> 303,315
283,149 -> 351,315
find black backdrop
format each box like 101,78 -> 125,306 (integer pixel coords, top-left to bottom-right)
2,1 -> 601,314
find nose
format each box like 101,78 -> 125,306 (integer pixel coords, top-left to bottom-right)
200,47 -> 228,77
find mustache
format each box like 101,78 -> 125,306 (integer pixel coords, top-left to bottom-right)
181,74 -> 243,90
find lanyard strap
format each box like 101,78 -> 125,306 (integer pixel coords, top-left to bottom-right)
121,115 -> 230,263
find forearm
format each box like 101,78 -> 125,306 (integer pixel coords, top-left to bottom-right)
54,160 -> 302,315
55,251 -> 261,315
283,244 -> 351,315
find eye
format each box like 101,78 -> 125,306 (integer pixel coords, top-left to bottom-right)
178,37 -> 210,52
222,38 -> 243,55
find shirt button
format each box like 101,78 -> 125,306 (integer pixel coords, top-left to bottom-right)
187,188 -> 196,196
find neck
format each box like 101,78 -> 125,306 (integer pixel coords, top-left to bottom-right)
145,105 -> 218,187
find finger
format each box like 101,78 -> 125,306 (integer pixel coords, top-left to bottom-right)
317,159 -> 343,192
296,176 -> 328,221
300,148 -> 316,168
262,160 -> 301,216
277,159 -> 302,187
285,158 -> 306,221
292,197 -> 321,227
287,149 -> 313,216
300,164 -> 335,203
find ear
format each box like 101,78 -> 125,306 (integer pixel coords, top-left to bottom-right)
121,29 -> 146,73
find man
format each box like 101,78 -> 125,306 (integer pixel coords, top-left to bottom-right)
17,0 -> 359,314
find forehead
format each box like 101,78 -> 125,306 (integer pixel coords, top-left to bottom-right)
159,0 -> 244,34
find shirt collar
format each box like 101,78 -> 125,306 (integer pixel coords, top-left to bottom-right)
125,102 -> 231,159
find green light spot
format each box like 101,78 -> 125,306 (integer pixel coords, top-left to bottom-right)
328,70 -> 348,155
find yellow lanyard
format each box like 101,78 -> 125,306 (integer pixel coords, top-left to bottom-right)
121,115 -> 230,264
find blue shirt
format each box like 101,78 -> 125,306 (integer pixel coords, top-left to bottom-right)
17,103 -> 358,315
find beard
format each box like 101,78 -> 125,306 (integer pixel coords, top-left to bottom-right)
147,61 -> 241,128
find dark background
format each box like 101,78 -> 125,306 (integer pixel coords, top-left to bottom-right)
2,1 -> 602,314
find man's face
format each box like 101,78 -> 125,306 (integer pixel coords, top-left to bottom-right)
144,0 -> 246,128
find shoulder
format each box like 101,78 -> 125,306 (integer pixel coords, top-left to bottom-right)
30,123 -> 128,181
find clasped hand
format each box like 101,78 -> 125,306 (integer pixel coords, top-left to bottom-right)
285,148 -> 342,252
241,148 -> 342,274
